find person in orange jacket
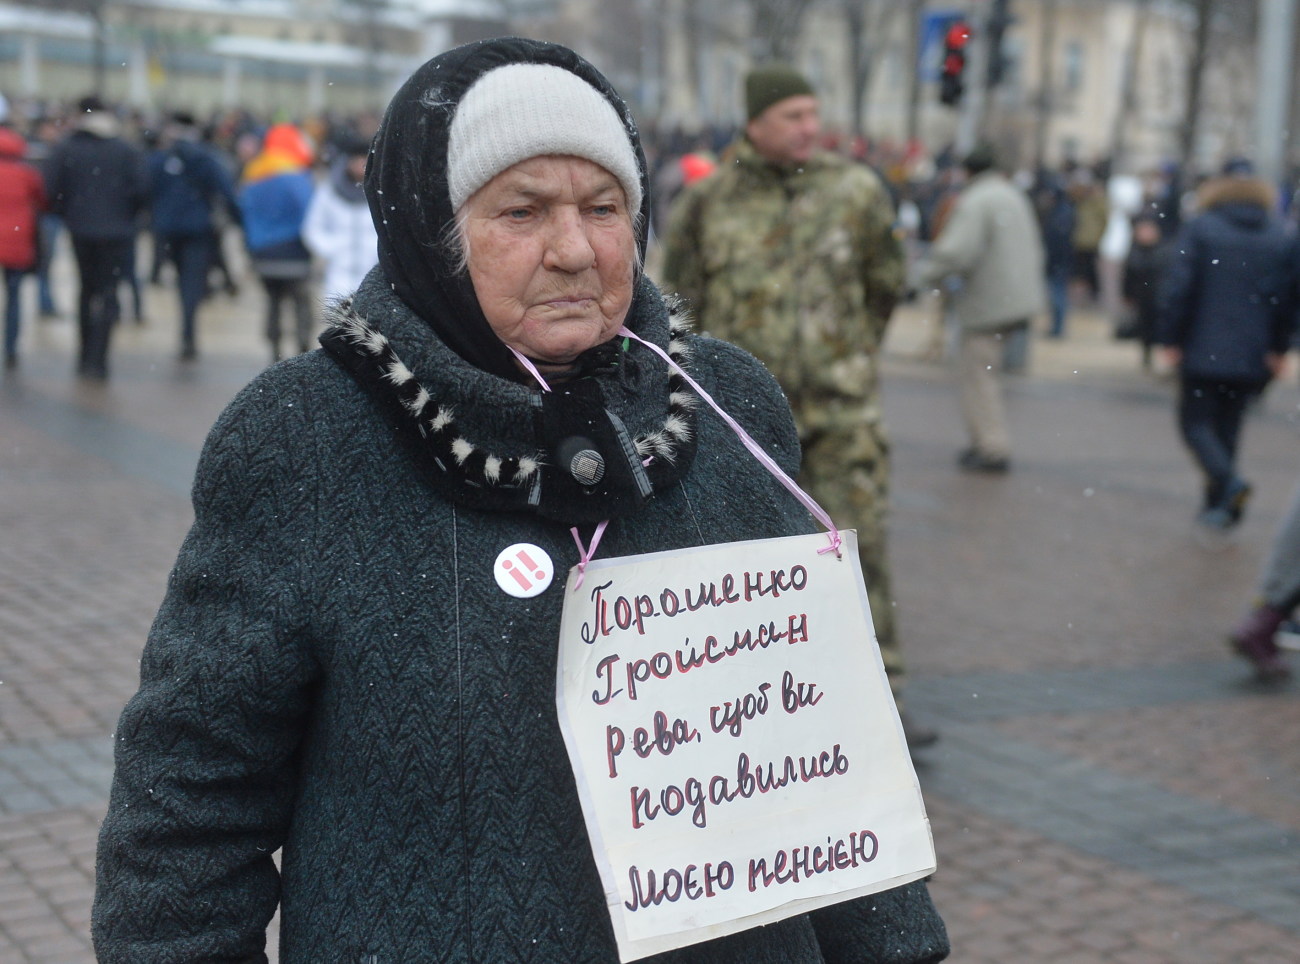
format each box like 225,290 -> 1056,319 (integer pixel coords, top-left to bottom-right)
238,123 -> 317,362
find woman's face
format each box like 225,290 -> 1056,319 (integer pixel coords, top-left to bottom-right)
462,155 -> 637,370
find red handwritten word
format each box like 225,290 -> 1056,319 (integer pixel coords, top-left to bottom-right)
747,831 -> 879,891
708,671 -> 824,738
590,613 -> 810,705
605,711 -> 701,778
579,565 -> 809,645
709,681 -> 772,737
623,860 -> 735,912
781,671 -> 823,713
629,743 -> 850,829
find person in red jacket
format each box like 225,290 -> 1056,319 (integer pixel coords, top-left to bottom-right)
0,122 -> 48,369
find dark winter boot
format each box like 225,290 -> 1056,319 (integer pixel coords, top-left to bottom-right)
1224,477 -> 1253,524
1229,604 -> 1292,681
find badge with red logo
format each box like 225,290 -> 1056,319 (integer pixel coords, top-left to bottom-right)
493,543 -> 555,598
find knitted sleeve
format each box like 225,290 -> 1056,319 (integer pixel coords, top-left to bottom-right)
92,371 -> 322,963
692,334 -> 802,479
809,880 -> 950,963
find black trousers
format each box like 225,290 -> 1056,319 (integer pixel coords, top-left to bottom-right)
1177,375 -> 1265,507
157,233 -> 214,351
70,236 -> 132,377
260,275 -> 314,358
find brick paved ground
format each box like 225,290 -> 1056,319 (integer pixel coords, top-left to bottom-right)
1,251 -> 1296,961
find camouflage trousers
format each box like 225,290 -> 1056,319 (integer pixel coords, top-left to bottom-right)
798,421 -> 905,698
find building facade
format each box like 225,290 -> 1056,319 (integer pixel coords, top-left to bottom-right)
0,0 -> 508,116
0,0 -> 1290,176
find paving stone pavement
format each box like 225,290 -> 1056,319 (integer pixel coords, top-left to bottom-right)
1,257 -> 1297,961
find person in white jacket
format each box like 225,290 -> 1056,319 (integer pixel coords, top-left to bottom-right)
302,137 -> 378,305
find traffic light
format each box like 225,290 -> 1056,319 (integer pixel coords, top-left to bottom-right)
939,20 -> 971,107
986,0 -> 1013,88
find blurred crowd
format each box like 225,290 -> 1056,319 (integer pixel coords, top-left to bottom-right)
0,92 -> 383,374
8,86 -> 1300,380
645,118 -> 1300,342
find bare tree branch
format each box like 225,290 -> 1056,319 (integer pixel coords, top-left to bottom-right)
838,0 -> 903,137
741,0 -> 816,61
1179,0 -> 1216,169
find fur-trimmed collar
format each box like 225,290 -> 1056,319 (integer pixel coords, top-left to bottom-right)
1197,176 -> 1277,213
319,273 -> 699,525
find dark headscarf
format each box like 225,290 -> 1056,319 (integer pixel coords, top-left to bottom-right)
365,37 -> 652,383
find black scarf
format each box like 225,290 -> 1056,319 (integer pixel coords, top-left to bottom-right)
319,275 -> 699,525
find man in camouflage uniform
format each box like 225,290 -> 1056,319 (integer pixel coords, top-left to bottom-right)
661,65 -> 933,747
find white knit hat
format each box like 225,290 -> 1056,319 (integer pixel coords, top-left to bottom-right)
447,63 -> 642,215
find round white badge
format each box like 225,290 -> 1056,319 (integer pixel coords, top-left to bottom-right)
493,543 -> 555,598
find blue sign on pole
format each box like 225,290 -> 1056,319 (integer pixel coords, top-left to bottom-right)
919,10 -> 967,83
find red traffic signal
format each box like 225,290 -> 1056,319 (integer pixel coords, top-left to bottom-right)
939,20 -> 971,106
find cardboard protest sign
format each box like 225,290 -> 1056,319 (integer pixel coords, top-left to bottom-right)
556,531 -> 936,962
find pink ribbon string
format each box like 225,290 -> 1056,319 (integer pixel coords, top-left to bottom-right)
570,520 -> 610,590
508,347 -> 617,584
511,329 -> 843,586
619,326 -> 842,557
508,346 -> 554,393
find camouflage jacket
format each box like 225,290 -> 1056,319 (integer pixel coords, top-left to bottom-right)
660,138 -> 903,433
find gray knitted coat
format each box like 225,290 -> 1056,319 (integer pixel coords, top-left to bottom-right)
92,273 -> 949,963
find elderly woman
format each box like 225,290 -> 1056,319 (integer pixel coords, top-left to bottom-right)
92,39 -> 948,963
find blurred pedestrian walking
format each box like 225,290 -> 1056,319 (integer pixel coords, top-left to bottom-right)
149,112 -> 242,361
1156,158 -> 1300,531
1228,475 -> 1300,680
1069,169 -> 1107,304
23,113 -> 65,319
1099,173 -> 1144,332
0,110 -> 47,370
1120,212 -> 1169,369
660,65 -> 936,749
915,143 -> 1046,474
239,123 -> 316,363
1035,174 -> 1076,339
43,96 -> 149,380
301,135 -> 376,306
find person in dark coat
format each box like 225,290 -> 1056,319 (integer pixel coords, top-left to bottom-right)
1035,174 -> 1076,339
1121,212 -> 1168,369
91,38 -> 949,964
43,96 -> 149,379
148,112 -> 242,360
1157,158 -> 1300,529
